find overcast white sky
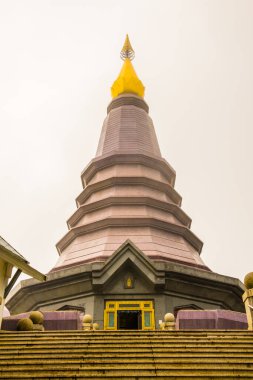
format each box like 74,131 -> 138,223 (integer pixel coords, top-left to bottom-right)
0,0 -> 252,284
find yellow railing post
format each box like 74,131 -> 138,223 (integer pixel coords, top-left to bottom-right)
242,272 -> 253,330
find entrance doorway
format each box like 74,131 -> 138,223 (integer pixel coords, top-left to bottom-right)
117,310 -> 141,330
104,300 -> 155,330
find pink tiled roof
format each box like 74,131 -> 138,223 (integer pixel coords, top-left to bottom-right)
52,94 -> 207,272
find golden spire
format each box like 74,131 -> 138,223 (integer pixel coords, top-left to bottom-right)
120,34 -> 135,60
111,35 -> 145,98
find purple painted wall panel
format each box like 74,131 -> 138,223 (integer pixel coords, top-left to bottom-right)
2,311 -> 83,331
176,310 -> 247,330
43,311 -> 82,330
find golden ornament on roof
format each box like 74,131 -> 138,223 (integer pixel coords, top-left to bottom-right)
120,34 -> 135,61
111,35 -> 145,98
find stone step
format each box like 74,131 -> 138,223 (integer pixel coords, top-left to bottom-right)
1,349 -> 253,358
0,357 -> 253,365
0,330 -> 253,337
1,335 -> 253,341
1,344 -> 253,351
0,330 -> 252,378
0,376 -> 252,380
1,336 -> 253,342
1,363 -> 253,370
1,341 -> 252,348
0,344 -> 253,354
1,368 -> 253,378
1,330 -> 253,333
1,352 -> 253,359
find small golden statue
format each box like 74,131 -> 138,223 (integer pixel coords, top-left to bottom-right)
124,274 -> 134,289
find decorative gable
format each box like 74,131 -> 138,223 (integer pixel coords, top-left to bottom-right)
92,239 -> 165,291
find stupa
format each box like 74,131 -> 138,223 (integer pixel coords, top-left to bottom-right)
6,36 -> 244,329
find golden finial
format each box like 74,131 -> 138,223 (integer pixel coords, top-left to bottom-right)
120,34 -> 135,61
111,35 -> 145,98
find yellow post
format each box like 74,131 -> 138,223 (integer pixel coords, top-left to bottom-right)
0,259 -> 13,329
242,272 -> 253,330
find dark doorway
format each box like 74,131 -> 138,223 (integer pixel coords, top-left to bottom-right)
117,310 -> 141,329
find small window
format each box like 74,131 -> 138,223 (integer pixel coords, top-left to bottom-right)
144,311 -> 151,327
108,312 -> 115,327
119,304 -> 140,308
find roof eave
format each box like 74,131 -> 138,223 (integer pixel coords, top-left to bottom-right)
0,247 -> 46,282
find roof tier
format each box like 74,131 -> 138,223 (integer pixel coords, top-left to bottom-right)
52,94 -> 208,272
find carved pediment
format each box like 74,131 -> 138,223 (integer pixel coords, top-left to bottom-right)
91,239 -> 165,291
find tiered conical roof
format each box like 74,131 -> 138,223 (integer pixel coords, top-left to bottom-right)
52,36 -> 209,272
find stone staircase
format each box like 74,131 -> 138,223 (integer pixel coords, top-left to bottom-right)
0,330 -> 253,379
